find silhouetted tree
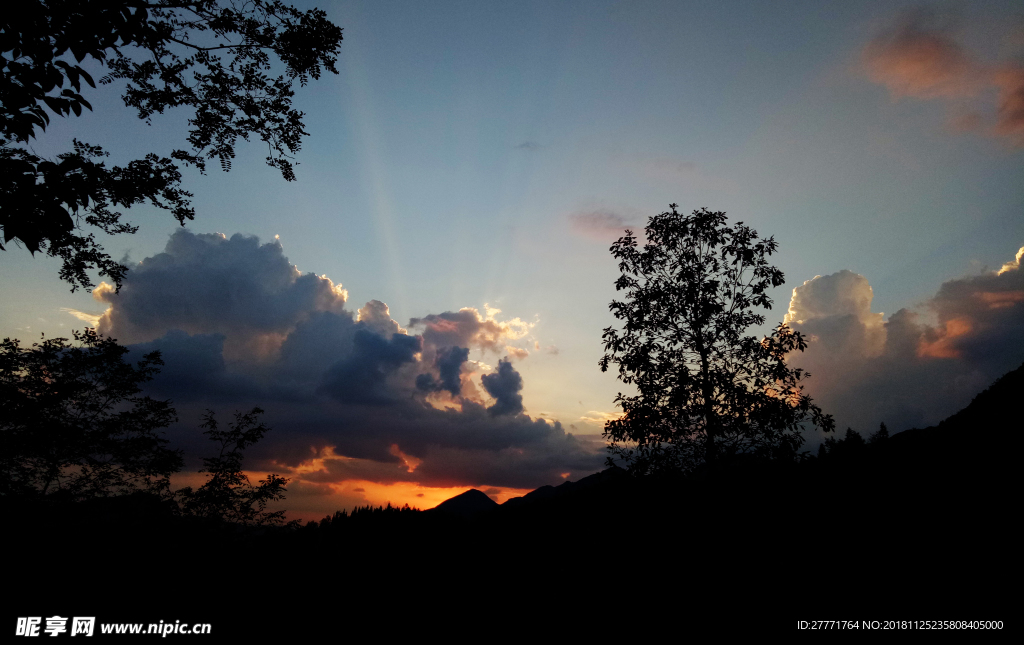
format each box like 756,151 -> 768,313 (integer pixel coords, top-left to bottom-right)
177,407 -> 290,526
2,0 -> 343,290
822,435 -> 838,456
869,422 -> 889,444
600,205 -> 833,474
0,329 -> 181,498
843,428 -> 865,448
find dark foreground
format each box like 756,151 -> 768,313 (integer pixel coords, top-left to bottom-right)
8,365 -> 1018,638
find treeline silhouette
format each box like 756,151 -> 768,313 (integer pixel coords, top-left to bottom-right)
8,362 -> 1018,635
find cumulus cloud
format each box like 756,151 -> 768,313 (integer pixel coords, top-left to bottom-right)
95,230 -> 348,359
357,300 -> 406,337
863,13 -> 1024,146
92,230 -> 601,506
409,306 -> 531,352
481,359 -> 525,417
786,246 -> 1024,438
784,270 -> 885,358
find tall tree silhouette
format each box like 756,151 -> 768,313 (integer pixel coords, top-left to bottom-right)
177,407 -> 290,526
0,329 -> 180,498
1,0 -> 343,291
599,205 -> 834,474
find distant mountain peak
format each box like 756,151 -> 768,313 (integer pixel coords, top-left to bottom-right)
431,489 -> 498,517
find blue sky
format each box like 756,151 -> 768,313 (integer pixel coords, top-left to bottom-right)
4,0 -> 1023,516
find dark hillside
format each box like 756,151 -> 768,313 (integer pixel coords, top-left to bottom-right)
7,364 -> 1019,636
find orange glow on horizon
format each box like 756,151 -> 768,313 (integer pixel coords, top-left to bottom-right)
172,447 -> 538,523
324,479 -> 532,510
273,475 -> 534,523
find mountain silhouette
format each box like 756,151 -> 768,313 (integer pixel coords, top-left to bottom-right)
881,360 -> 1021,473
501,466 -> 629,508
925,359 -> 1019,435
430,488 -> 498,518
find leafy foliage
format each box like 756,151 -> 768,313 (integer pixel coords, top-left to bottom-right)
1,0 -> 343,290
1,139 -> 194,290
177,407 -> 290,526
600,205 -> 834,474
0,329 -> 181,498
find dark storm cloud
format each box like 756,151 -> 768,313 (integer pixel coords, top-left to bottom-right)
97,230 -> 601,491
437,346 -> 470,395
416,346 -> 470,396
481,359 -> 524,417
128,330 -> 257,402
785,247 -> 1024,437
276,311 -> 357,382
320,330 -> 422,405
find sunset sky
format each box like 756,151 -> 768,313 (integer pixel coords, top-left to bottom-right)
3,0 -> 1023,520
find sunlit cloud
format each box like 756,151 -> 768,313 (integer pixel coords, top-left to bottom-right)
60,307 -> 102,327
579,411 -> 622,424
784,269 -> 885,357
862,13 -> 1024,146
505,346 -> 529,360
863,19 -> 978,98
357,299 -> 406,336
409,305 -> 533,353
997,245 -> 1024,275
917,317 -> 972,359
786,244 -> 1024,436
